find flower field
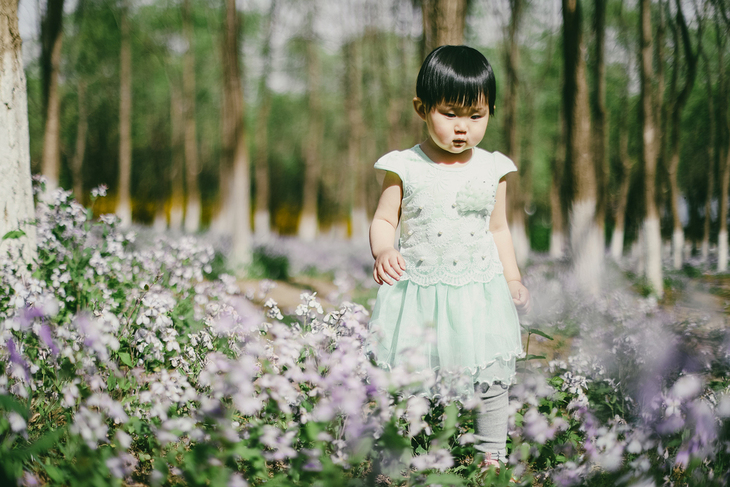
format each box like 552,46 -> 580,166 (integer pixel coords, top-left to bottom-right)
2,187 -> 730,487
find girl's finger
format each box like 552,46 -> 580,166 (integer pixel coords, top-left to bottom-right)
379,265 -> 395,285
383,261 -> 400,281
397,254 -> 406,270
373,267 -> 382,285
390,257 -> 403,275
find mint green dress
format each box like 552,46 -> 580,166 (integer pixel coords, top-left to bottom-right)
368,146 -> 524,397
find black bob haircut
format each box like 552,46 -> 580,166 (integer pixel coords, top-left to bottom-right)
416,45 -> 496,116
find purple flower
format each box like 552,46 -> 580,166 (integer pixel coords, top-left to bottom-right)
38,324 -> 59,355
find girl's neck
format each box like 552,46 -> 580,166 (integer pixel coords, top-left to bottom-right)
419,138 -> 474,166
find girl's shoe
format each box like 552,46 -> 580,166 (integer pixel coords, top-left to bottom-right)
478,452 -> 501,473
478,453 -> 520,484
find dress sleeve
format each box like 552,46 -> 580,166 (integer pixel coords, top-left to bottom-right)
492,151 -> 518,180
374,151 -> 406,186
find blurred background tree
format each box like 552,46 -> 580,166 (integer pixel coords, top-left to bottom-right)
14,0 -> 729,293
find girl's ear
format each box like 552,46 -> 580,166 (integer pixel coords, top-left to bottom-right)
413,97 -> 427,120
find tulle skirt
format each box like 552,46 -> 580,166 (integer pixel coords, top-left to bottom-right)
368,276 -> 523,396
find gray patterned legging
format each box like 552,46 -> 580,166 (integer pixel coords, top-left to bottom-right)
473,382 -> 509,461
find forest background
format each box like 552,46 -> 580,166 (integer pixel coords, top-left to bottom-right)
10,0 -> 730,295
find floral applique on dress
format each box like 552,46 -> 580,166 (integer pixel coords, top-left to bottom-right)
454,178 -> 497,215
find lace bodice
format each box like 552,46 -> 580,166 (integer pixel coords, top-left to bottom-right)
374,146 -> 517,287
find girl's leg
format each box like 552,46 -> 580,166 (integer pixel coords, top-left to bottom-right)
473,382 -> 509,461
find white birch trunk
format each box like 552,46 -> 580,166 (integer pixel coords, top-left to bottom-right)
117,5 -> 132,227
571,199 -> 602,296
350,207 -> 369,243
672,228 -> 684,270
254,210 -> 270,239
644,216 -> 663,296
511,220 -> 530,268
719,229 -> 728,272
701,238 -> 709,263
632,230 -> 645,276
153,205 -> 167,231
550,230 -> 564,259
1,0 -> 36,263
610,227 -> 624,261
230,138 -> 251,267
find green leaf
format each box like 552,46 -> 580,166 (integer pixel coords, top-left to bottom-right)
424,472 -> 465,485
443,403 -> 458,432
2,230 -> 26,240
43,463 -> 65,483
0,395 -> 29,418
528,328 -> 554,341
118,352 -> 133,367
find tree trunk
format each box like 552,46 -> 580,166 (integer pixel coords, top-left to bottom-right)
253,0 -> 275,239
504,0 -> 529,267
224,0 -> 250,267
590,0 -> 607,247
117,1 -> 132,227
610,120 -> 633,260
701,49 -> 715,263
169,78 -> 185,231
563,0 -> 601,295
421,0 -> 467,53
639,0 -> 663,297
182,0 -> 200,233
345,38 -> 368,241
40,0 -> 64,192
0,0 -> 36,263
71,78 -> 88,202
719,29 -> 730,272
298,17 -> 322,242
550,107 -> 566,259
667,0 -> 701,269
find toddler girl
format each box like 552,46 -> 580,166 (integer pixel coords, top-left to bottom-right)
368,45 -> 530,467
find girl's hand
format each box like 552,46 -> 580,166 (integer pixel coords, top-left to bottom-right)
508,280 -> 531,314
373,248 -> 406,285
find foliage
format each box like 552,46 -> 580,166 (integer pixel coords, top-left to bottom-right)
4,187 -> 730,486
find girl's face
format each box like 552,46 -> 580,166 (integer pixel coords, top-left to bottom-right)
413,98 -> 490,160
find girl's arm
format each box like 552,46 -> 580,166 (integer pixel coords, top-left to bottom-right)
490,178 -> 531,313
369,171 -> 405,285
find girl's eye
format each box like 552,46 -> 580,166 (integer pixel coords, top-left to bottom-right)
444,113 -> 456,118
471,115 -> 482,120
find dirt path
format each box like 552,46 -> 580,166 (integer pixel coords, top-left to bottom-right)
672,277 -> 728,331
238,276 -> 342,314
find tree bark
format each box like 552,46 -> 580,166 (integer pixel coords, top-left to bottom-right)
504,0 -> 529,267
117,1 -> 132,226
639,0 -> 663,297
563,0 -> 601,295
666,0 -> 701,269
718,27 -> 730,272
253,0 -> 275,239
550,106 -> 566,259
40,0 -> 65,192
182,0 -> 200,233
421,0 -> 467,53
590,0 -> 607,243
0,0 -> 36,263
701,48 -> 715,263
169,78 -> 185,231
298,13 -> 322,242
223,0 -> 250,266
610,118 -> 633,260
71,78 -> 88,202
609,5 -> 632,262
345,38 -> 368,241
